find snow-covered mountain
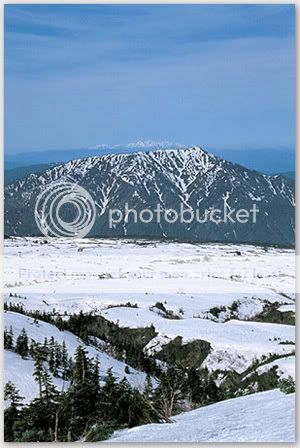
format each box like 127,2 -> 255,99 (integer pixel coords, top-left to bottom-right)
5,147 -> 295,245
90,140 -> 187,150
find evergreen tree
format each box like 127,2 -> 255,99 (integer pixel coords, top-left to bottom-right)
4,406 -> 19,441
99,372 -> 159,428
67,357 -> 74,383
4,381 -> 24,407
143,373 -> 153,400
56,316 -> 65,331
67,346 -> 100,439
41,370 -> 58,401
12,397 -> 57,442
4,381 -> 24,442
93,355 -> 100,386
186,367 -> 219,405
33,357 -> 44,398
54,342 -> 62,374
48,340 -> 56,374
4,326 -> 14,350
101,367 -> 117,411
61,341 -> 69,379
18,359 -> 60,441
29,340 -> 36,358
73,345 -> 89,384
15,328 -> 29,358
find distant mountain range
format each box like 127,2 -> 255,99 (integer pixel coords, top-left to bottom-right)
4,141 -> 186,170
90,140 -> 187,150
4,163 -> 58,185
5,140 -> 294,174
5,147 -> 295,245
280,171 -> 295,181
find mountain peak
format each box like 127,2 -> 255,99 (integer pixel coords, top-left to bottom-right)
126,140 -> 187,149
89,140 -> 188,151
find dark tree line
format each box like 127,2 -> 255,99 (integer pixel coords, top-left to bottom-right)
4,302 -> 66,330
4,347 -> 162,442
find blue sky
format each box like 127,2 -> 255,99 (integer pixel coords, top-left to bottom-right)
5,4 -> 295,154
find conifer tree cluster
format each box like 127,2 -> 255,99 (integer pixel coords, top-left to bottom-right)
4,311 -> 223,442
4,347 -> 162,442
30,337 -> 72,381
4,327 -> 73,380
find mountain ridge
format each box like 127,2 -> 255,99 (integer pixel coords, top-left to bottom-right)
5,147 -> 295,245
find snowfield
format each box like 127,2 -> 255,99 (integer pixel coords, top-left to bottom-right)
4,238 -> 294,315
3,238 -> 295,441
4,238 -> 295,374
108,389 -> 295,442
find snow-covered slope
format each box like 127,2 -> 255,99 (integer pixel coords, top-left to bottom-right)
5,147 -> 295,244
4,350 -> 69,405
104,307 -> 294,373
108,389 -> 295,442
4,311 -> 149,394
3,238 -> 295,442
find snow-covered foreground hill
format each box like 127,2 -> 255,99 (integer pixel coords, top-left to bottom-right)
108,389 -> 295,442
4,311 -> 149,403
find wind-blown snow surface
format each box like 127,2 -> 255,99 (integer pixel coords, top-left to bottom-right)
108,389 -> 295,442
